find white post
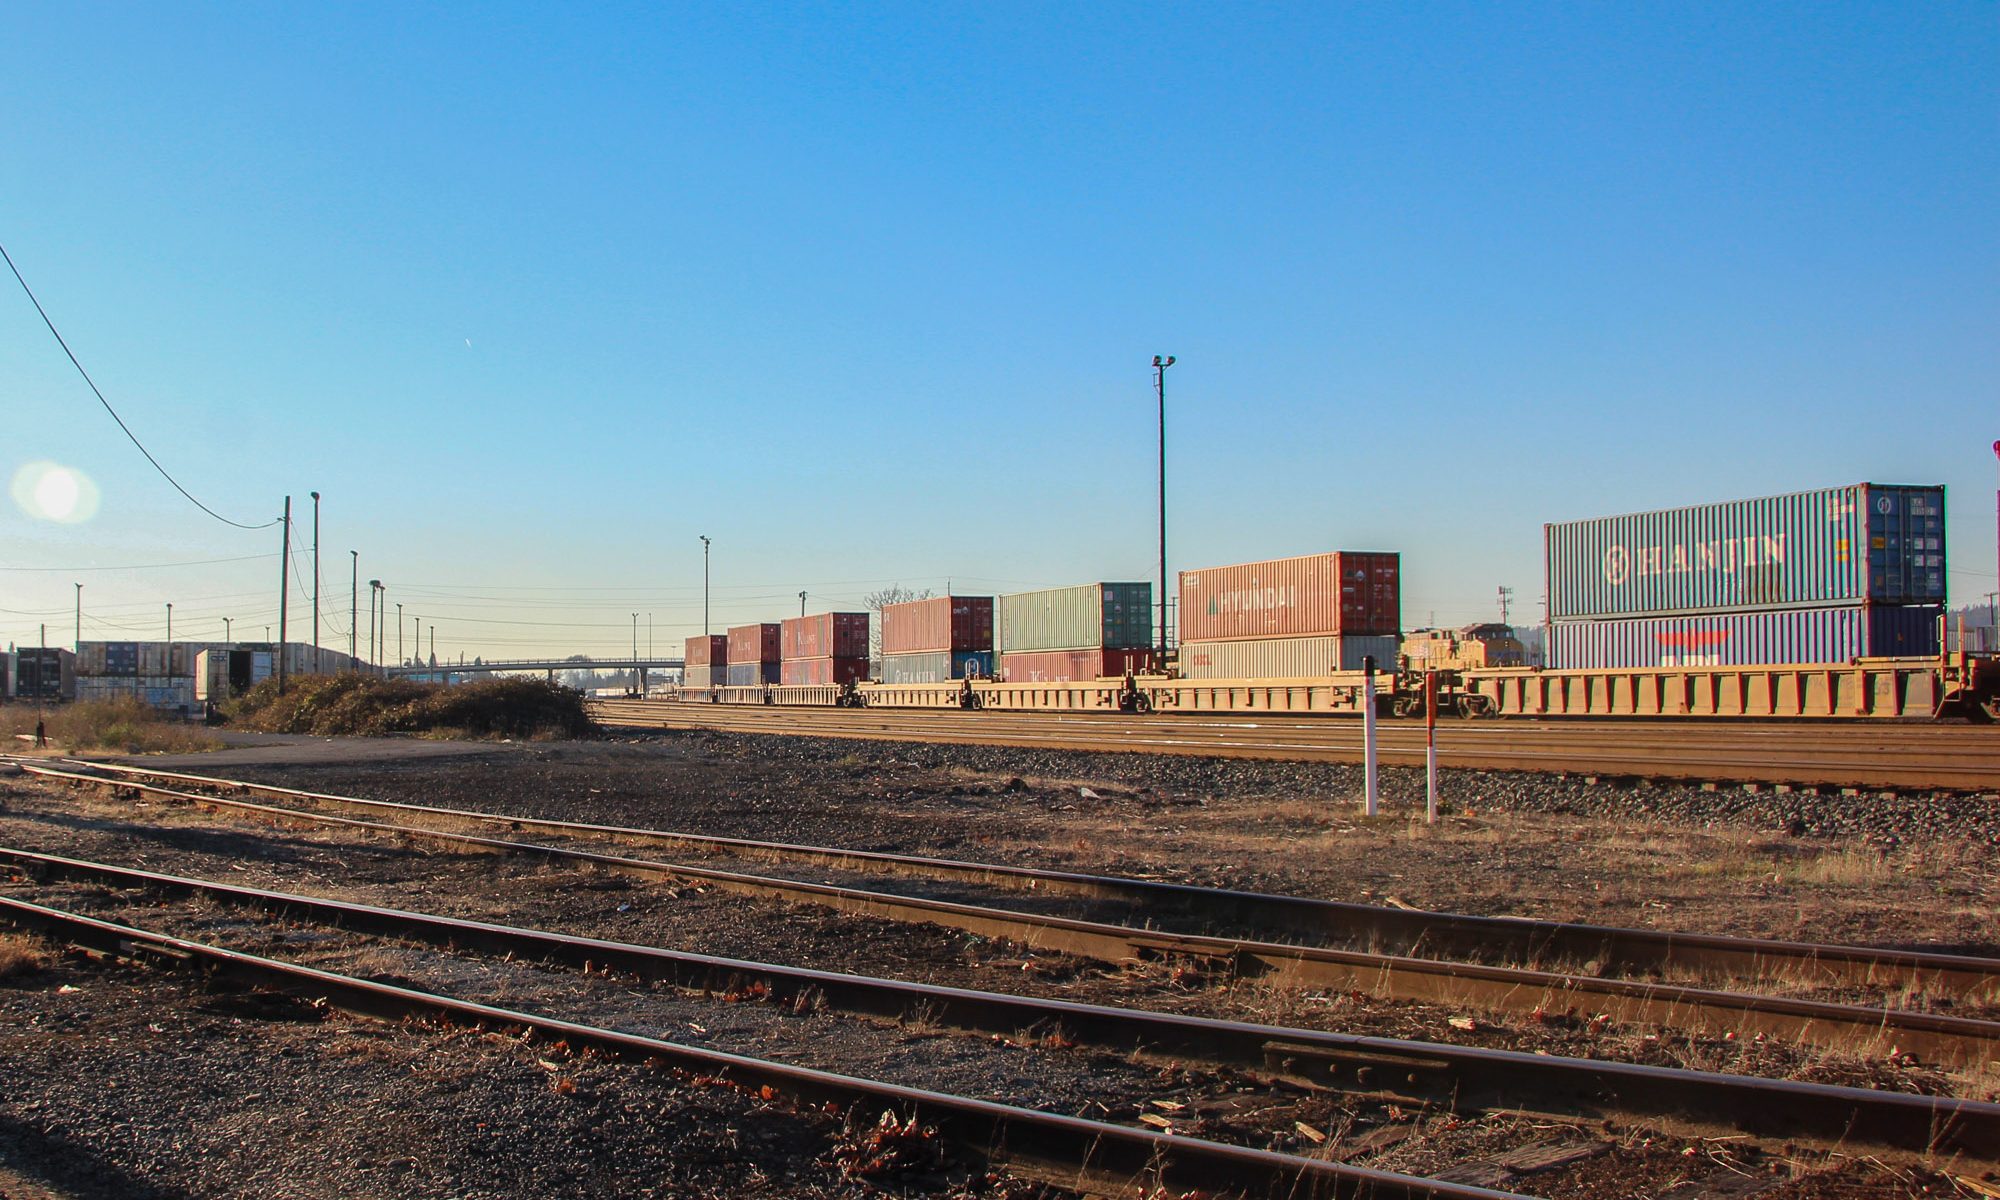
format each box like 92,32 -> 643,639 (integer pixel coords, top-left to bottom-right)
1425,669 -> 1439,825
1362,656 -> 1379,817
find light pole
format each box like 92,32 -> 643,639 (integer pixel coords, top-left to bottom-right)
73,583 -> 80,652
632,612 -> 638,661
311,491 -> 321,674
166,602 -> 173,644
799,590 -> 807,618
1152,354 -> 1175,665
397,602 -> 403,665
224,617 -> 232,643
350,550 -> 358,663
369,580 -> 382,671
700,535 -> 711,635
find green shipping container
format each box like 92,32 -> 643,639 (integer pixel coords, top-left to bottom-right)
997,582 -> 1153,654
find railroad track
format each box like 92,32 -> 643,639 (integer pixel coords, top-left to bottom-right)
592,700 -> 2000,791
17,759 -> 2000,1066
39,758 -> 2000,1001
4,845 -> 1992,1169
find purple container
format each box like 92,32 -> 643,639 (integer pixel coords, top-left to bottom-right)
1548,605 -> 1941,669
1546,484 -> 1946,620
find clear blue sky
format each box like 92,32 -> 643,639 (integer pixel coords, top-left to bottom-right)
4,3 -> 1995,660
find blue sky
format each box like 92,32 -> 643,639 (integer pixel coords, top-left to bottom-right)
3,3 -> 1994,659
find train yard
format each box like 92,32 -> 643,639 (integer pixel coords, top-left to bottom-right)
1,722 -> 1996,1199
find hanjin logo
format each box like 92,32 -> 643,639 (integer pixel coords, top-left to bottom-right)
1603,545 -> 1632,586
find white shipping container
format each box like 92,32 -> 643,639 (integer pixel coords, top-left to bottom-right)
1178,635 -> 1400,679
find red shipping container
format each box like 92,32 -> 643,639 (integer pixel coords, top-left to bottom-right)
880,596 -> 993,655
782,612 -> 870,660
780,657 -> 870,686
727,623 -> 782,665
1179,552 -> 1400,641
999,648 -> 1156,683
684,635 -> 728,667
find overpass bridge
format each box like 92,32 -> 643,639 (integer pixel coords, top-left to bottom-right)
388,657 -> 684,689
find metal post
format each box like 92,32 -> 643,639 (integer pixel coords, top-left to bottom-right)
224,617 -> 231,643
278,496 -> 290,694
311,491 -> 321,674
1425,670 -> 1439,825
799,590 -> 807,618
1362,655 -> 1379,817
74,583 -> 80,652
631,613 -> 638,694
429,626 -> 434,666
701,535 -> 711,635
397,603 -> 403,665
350,550 -> 358,664
1152,355 -> 1175,664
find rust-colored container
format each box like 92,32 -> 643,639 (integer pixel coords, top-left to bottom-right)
1179,551 -> 1400,641
782,612 -> 870,660
684,635 -> 728,668
999,648 -> 1156,683
727,623 -> 782,665
880,596 -> 993,655
780,657 -> 870,686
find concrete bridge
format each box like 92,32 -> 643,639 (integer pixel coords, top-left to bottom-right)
387,657 -> 684,690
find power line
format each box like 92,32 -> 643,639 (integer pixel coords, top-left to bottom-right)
0,239 -> 278,531
0,553 -> 281,573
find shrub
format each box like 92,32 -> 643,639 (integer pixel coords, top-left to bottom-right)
0,699 -> 222,754
226,674 -> 595,740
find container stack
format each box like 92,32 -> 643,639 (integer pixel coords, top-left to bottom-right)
879,596 -> 994,683
995,583 -> 1154,682
725,623 -> 782,686
1176,552 -> 1401,678
683,635 -> 729,689
11,647 -> 75,702
1544,483 -> 1947,668
781,612 -> 870,686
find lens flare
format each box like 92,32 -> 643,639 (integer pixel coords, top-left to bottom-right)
10,461 -> 101,524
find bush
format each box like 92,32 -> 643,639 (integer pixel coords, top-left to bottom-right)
0,699 -> 223,754
226,674 -> 596,740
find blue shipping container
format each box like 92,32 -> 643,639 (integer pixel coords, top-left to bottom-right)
1548,605 -> 1941,669
1546,484 -> 1946,620
724,662 -> 781,686
878,650 -> 993,684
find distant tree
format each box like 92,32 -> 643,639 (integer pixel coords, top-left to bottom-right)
862,584 -> 935,664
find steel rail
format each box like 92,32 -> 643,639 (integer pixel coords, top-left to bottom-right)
42,758 -> 2000,1001
594,702 -> 2000,790
3,844 -> 1991,1165
0,895 -> 1524,1200
18,763 -> 2000,1066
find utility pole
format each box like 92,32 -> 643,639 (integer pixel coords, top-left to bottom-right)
397,602 -> 403,665
369,580 -> 382,670
73,583 -> 80,652
224,617 -> 232,643
1497,586 -> 1514,626
1153,355 -> 1175,664
166,602 -> 172,645
700,535 -> 711,635
799,591 -> 807,618
429,626 -> 434,666
631,612 -> 638,663
350,550 -> 358,664
278,496 -> 291,694
311,491 -> 321,674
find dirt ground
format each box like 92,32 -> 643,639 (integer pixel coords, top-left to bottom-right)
0,729 -> 1994,1198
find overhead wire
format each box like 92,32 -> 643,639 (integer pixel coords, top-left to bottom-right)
0,239 -> 278,531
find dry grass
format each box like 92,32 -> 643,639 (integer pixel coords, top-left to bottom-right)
0,933 -> 49,980
0,699 -> 224,755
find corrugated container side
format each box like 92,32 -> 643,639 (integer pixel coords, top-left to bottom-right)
878,650 -> 994,684
997,583 -> 1153,653
998,648 -> 1157,683
880,597 -> 994,655
724,661 -> 782,687
780,657 -> 870,686
1179,552 -> 1401,642
1546,483 -> 1947,619
1547,605 -> 1943,669
683,664 -> 729,689
782,613 -> 870,660
727,623 -> 782,664
1178,635 -> 1400,679
684,635 -> 729,668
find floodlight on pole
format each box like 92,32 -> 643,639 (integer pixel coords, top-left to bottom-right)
700,535 -> 711,636
1152,354 -> 1175,664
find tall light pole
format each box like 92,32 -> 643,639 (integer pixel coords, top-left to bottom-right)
311,491 -> 321,674
396,602 -> 404,666
224,617 -> 232,643
631,612 -> 638,662
1153,354 -> 1175,665
369,580 -> 382,671
799,590 -> 807,618
278,496 -> 291,693
166,602 -> 173,644
700,535 -> 711,636
73,583 -> 80,652
350,550 -> 358,664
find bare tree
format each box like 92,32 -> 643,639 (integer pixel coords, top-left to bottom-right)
862,584 -> 935,666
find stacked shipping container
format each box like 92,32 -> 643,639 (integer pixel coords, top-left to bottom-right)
1176,552 -> 1401,679
781,613 -> 870,686
725,623 -> 782,687
995,583 -> 1154,681
1545,484 -> 1947,669
683,635 -> 729,689
879,596 -> 994,683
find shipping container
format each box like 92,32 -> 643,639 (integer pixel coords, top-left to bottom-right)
727,623 -> 782,665
1177,635 -> 1400,679
998,648 -> 1157,683
1546,483 -> 1947,620
878,650 -> 994,684
780,657 -> 870,686
724,661 -> 782,686
996,583 -> 1152,654
683,664 -> 729,689
782,612 -> 870,661
1179,552 -> 1401,643
684,635 -> 729,668
880,596 -> 994,655
1547,605 -> 1942,669
12,648 -> 75,702
75,674 -> 194,714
